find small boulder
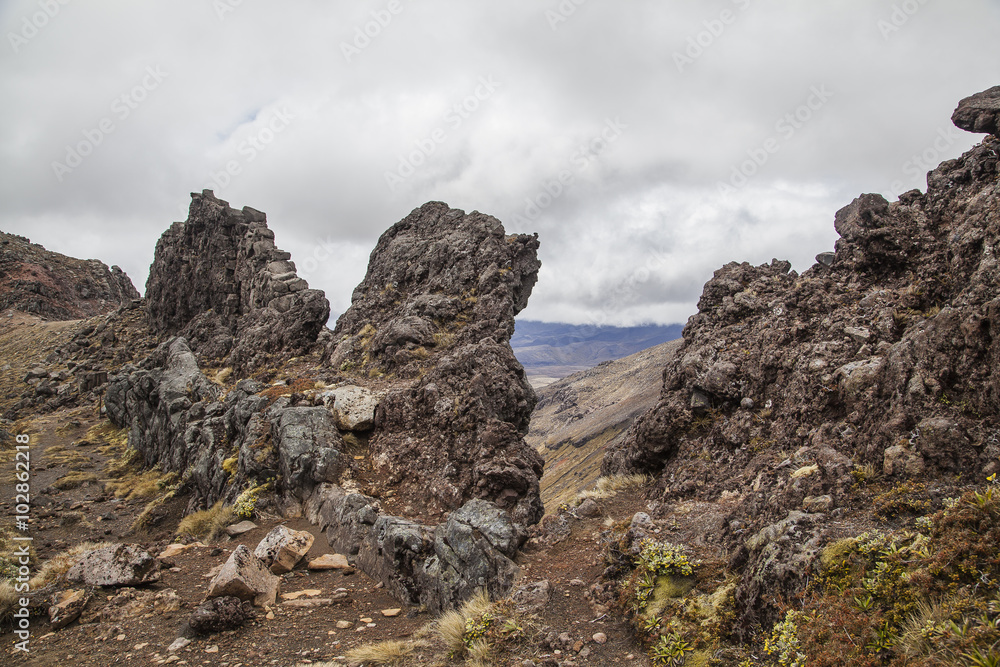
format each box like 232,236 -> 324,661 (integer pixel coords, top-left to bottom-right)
308,553 -> 350,570
512,579 -> 551,613
575,499 -> 601,518
254,525 -> 315,574
207,545 -> 280,607
189,596 -> 256,634
802,495 -> 834,513
49,589 -> 89,630
66,544 -> 160,587
324,385 -> 379,432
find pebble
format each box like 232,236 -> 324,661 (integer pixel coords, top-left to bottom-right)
336,620 -> 353,629
592,632 -> 607,644
381,608 -> 402,617
167,637 -> 191,652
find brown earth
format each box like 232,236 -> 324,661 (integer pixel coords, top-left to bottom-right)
2,403 -> 656,666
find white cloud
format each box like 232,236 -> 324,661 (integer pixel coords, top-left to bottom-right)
1,0 -> 996,326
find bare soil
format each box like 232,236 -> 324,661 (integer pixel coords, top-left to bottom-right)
2,406 -> 655,666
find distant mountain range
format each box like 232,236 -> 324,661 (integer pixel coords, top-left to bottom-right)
511,320 -> 683,385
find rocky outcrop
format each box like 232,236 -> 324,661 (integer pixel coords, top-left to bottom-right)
953,85 -> 1000,137
144,190 -> 329,370
305,486 -> 521,612
105,338 -> 343,511
0,230 -> 139,320
105,199 -> 543,612
603,86 -> 1000,631
329,202 -> 544,526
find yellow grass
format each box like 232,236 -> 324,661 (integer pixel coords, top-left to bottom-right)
176,500 -> 234,541
578,473 -> 651,501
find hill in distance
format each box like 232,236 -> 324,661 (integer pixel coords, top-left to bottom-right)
511,319 -> 683,387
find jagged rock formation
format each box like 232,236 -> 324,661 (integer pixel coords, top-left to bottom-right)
952,85 -> 1000,136
603,87 -> 1000,631
144,190 -> 330,370
0,230 -> 139,320
105,199 -> 543,611
330,202 -> 544,526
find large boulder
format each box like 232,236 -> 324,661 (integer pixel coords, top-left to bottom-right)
254,525 -> 315,574
206,545 -> 280,607
66,544 -> 160,587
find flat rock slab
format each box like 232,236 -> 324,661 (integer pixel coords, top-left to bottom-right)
281,593 -> 350,608
307,553 -> 350,570
49,589 -> 88,630
159,542 -> 207,559
66,544 -> 160,587
254,525 -> 315,574
207,544 -> 279,607
224,520 -> 258,537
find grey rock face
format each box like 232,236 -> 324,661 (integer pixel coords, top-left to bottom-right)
306,484 -> 520,612
328,202 -> 544,527
66,544 -> 160,587
144,190 -> 329,371
953,85 -> 1000,137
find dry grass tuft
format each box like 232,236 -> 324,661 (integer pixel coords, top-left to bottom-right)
578,473 -> 651,501
131,489 -> 178,533
30,541 -> 109,589
0,581 -> 19,621
105,469 -> 178,500
176,501 -> 234,542
344,639 -> 422,665
51,471 -> 99,490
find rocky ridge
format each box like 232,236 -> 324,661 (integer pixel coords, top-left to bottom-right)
0,230 -> 139,321
603,87 -> 1000,633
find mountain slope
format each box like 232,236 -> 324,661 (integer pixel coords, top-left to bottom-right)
526,339 -> 682,509
512,320 -> 682,385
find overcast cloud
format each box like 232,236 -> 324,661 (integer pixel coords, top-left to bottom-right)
1,1 -> 998,326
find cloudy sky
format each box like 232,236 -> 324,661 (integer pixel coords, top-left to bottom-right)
1,1 -> 998,327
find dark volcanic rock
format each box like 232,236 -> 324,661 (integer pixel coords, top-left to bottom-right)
189,596 -> 256,634
0,230 -> 139,320
306,486 -> 521,613
953,85 -> 1000,137
144,190 -> 329,370
603,87 -> 1000,632
329,202 -> 544,526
